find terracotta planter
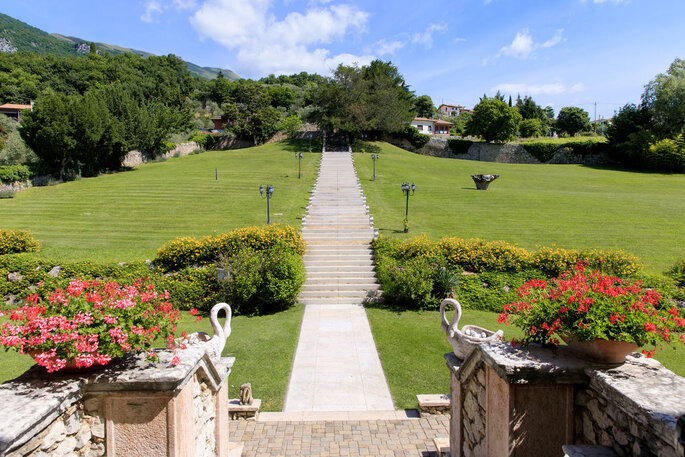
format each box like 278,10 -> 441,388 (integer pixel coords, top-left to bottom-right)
561,337 -> 639,364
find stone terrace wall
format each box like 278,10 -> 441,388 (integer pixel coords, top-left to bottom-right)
0,346 -> 233,457
445,345 -> 685,457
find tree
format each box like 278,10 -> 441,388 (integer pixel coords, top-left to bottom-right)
606,104 -> 651,146
223,80 -> 283,144
556,107 -> 591,136
414,95 -> 435,118
465,97 -> 521,143
516,96 -> 547,124
642,58 -> 685,137
518,118 -> 544,138
310,60 -> 414,135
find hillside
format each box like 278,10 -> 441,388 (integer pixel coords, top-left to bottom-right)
0,12 -> 239,80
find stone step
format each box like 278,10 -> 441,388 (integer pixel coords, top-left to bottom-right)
305,265 -> 376,273
305,248 -> 373,256
303,254 -> 373,262
306,239 -> 370,246
299,297 -> 380,305
302,283 -> 380,291
304,259 -> 375,267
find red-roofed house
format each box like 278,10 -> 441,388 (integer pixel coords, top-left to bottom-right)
0,102 -> 33,121
410,117 -> 453,136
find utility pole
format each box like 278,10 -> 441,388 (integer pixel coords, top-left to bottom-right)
594,102 -> 597,134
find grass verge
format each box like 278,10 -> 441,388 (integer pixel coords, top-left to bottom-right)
367,306 -> 685,410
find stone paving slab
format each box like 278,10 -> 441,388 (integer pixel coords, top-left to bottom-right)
230,415 -> 449,457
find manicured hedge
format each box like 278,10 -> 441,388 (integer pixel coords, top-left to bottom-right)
398,125 -> 430,149
520,140 -> 610,163
2,225 -> 307,316
447,139 -> 473,155
155,225 -> 305,271
0,229 -> 40,255
372,235 -> 647,310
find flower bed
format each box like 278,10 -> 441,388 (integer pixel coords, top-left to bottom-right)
498,264 -> 685,357
0,279 -> 180,372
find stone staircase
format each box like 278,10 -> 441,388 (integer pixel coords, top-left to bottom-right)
298,143 -> 380,306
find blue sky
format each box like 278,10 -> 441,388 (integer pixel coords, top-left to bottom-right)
2,0 -> 684,118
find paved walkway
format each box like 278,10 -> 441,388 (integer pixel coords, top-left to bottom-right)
231,415 -> 449,457
283,144 -> 394,412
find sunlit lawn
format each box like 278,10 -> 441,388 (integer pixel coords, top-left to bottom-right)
354,142 -> 685,274
0,140 -> 320,263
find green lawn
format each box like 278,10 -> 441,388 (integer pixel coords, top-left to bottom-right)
367,306 -> 685,409
0,305 -> 304,411
0,140 -> 320,263
354,142 -> 685,273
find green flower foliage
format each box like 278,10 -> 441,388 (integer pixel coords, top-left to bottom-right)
0,229 -> 39,255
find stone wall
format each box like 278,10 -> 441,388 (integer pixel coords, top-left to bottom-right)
5,402 -> 103,457
445,344 -> 685,457
193,373 -> 218,457
0,345 -> 234,457
460,361 -> 486,457
458,142 -> 541,164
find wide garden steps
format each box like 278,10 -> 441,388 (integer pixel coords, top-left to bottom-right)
285,144 -> 394,412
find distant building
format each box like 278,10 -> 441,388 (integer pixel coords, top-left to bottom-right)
0,102 -> 33,121
211,115 -> 228,131
437,104 -> 469,117
410,117 -> 453,136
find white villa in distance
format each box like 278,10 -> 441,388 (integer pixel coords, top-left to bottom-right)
410,117 -> 453,136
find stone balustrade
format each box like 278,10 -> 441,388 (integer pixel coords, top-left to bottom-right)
0,344 -> 233,457
445,342 -> 685,457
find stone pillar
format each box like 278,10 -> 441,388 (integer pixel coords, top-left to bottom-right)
446,344 -> 685,457
0,345 -> 234,457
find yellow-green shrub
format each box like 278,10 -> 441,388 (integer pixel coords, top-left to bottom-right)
530,246 -> 641,276
0,229 -> 40,255
155,225 -> 305,271
437,237 -> 531,272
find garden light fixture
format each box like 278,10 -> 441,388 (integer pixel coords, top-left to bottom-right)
259,184 -> 275,224
295,152 -> 303,179
371,154 -> 380,181
401,182 -> 415,233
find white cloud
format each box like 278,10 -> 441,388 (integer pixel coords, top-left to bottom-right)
367,39 -> 405,56
141,0 -> 164,23
190,0 -> 373,75
173,0 -> 197,9
492,82 -> 586,96
412,23 -> 448,49
483,28 -> 565,65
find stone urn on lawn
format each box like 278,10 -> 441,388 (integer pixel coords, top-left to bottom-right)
471,174 -> 499,190
440,298 -> 504,360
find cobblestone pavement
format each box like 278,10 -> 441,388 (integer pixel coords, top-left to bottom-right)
230,415 -> 449,457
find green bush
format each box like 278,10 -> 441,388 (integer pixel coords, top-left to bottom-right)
530,246 -> 641,277
155,225 -> 305,271
156,266 -> 223,311
398,125 -> 430,149
0,189 -> 15,199
0,229 -> 40,255
518,118 -> 544,138
188,131 -> 219,150
222,244 -> 305,315
647,135 -> 685,172
455,270 -> 547,312
447,139 -> 473,155
666,258 -> 685,288
521,140 -> 610,163
520,142 -> 559,162
0,164 -> 31,183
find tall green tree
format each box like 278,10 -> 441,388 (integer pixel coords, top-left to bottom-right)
642,58 -> 685,137
310,60 -> 414,135
465,97 -> 521,143
556,107 -> 591,136
223,80 -> 282,144
414,95 -> 435,118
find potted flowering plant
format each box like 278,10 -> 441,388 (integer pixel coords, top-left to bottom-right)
498,264 -> 685,363
0,279 -> 181,372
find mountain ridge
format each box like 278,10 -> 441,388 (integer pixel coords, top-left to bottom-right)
0,12 -> 239,81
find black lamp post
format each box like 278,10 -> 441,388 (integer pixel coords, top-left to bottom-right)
371,154 -> 380,181
295,152 -> 303,179
401,182 -> 416,233
259,184 -> 274,224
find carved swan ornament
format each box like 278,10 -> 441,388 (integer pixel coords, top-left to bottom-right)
440,298 -> 503,360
